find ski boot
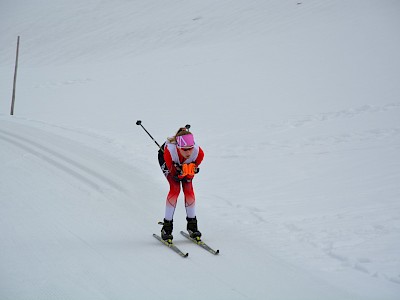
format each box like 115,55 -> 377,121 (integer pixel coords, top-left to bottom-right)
161,219 -> 173,242
186,216 -> 202,240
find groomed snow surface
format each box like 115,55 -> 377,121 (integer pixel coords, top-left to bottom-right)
1,1 -> 400,299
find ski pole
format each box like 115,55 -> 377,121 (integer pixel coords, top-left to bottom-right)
136,120 -> 163,151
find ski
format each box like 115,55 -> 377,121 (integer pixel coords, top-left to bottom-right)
153,234 -> 189,258
180,231 -> 220,255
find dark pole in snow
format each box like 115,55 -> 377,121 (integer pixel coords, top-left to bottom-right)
10,36 -> 20,116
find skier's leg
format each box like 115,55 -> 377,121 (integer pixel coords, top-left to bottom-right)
182,181 -> 202,238
161,175 -> 181,240
182,180 -> 196,218
164,175 -> 181,220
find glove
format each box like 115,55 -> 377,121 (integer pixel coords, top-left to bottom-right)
174,163 -> 197,181
182,163 -> 197,176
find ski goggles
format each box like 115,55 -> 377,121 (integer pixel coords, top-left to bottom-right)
180,147 -> 194,152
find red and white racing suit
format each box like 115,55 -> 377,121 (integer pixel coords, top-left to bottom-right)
158,142 -> 204,220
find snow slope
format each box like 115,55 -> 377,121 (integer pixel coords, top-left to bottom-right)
1,0 -> 400,299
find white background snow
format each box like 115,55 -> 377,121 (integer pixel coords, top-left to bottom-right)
1,0 -> 400,299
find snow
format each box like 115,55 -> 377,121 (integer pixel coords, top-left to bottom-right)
1,0 -> 400,299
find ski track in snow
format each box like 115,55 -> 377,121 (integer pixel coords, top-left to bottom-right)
0,118 -> 159,230
0,119 -> 171,299
0,121 -> 127,195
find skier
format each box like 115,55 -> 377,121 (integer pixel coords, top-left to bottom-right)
158,127 -> 204,241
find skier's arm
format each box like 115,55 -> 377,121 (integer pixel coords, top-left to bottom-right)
164,147 -> 178,176
195,147 -> 204,166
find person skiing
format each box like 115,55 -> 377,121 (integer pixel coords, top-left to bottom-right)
158,127 -> 204,242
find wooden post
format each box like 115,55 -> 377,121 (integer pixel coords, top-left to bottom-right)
10,36 -> 20,116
